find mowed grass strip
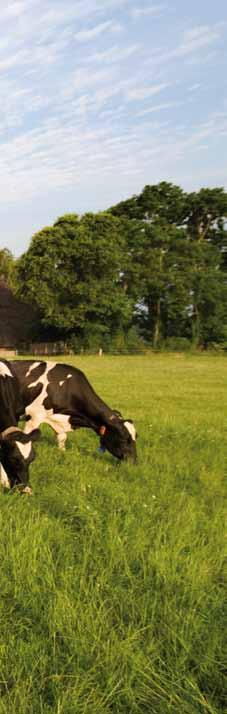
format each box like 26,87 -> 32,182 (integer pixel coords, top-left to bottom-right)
0,354 -> 226,713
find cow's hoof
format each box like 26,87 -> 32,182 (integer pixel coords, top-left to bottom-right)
19,485 -> 33,495
22,486 -> 33,495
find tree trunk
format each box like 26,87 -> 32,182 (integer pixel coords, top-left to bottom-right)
192,303 -> 200,346
153,298 -> 161,348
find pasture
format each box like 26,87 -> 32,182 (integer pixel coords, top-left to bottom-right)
0,353 -> 226,713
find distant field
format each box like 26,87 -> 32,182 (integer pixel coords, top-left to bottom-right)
0,354 -> 226,713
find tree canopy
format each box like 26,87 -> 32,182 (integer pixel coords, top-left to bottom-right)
0,248 -> 14,281
12,182 -> 227,350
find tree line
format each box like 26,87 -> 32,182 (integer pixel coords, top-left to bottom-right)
2,182 -> 227,351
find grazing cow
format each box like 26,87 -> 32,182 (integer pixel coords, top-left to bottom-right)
0,360 -> 39,493
10,360 -> 137,463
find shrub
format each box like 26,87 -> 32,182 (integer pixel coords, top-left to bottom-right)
163,337 -> 192,352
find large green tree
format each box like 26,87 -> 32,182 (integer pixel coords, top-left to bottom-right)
110,182 -> 227,346
13,182 -> 227,350
120,219 -> 194,346
14,212 -> 132,345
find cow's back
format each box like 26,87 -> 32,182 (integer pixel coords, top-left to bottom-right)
10,359 -> 109,419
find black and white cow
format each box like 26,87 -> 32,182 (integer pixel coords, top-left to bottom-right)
0,360 -> 40,493
10,360 -> 137,462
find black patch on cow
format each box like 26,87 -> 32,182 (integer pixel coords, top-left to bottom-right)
24,381 -> 43,407
24,361 -> 46,383
10,361 -> 47,412
11,360 -> 46,384
43,365 -> 92,416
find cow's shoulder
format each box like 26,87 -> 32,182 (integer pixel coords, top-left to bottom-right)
11,360 -> 47,385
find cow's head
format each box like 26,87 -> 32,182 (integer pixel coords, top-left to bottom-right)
0,427 -> 40,490
99,415 -> 137,463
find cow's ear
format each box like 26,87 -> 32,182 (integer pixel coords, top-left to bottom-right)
0,429 -> 20,443
1,428 -> 40,443
15,428 -> 40,443
108,412 -> 123,425
107,415 -> 125,436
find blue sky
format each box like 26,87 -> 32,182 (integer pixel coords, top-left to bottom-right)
0,0 -> 227,256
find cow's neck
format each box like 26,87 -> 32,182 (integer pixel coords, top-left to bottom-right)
70,403 -> 113,434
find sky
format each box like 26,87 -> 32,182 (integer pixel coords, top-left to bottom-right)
0,0 -> 227,256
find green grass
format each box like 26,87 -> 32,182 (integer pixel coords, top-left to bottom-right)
0,354 -> 226,713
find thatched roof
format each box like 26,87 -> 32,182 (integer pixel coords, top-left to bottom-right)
0,276 -> 36,347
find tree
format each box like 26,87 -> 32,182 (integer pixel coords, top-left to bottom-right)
110,181 -> 186,225
14,213 -> 132,345
13,183 -> 227,350
185,241 -> 227,346
184,187 -> 227,242
118,217 -> 192,346
110,183 -> 227,347
0,248 -> 14,281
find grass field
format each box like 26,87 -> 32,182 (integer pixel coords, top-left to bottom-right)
0,354 -> 226,713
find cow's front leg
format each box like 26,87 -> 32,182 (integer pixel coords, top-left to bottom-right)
56,432 -> 67,450
46,414 -> 72,450
0,464 -> 10,489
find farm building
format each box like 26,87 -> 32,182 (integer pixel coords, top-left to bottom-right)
0,276 -> 70,355
0,275 -> 35,355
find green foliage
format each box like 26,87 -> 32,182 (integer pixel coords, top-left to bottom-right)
14,212 -> 133,341
68,327 -> 145,355
0,354 -> 226,713
0,248 -> 14,280
111,185 -> 227,347
13,182 -> 227,350
184,187 -> 227,241
110,181 -> 186,224
162,336 -> 192,352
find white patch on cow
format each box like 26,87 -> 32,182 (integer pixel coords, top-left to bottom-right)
0,464 -> 10,488
25,362 -> 41,377
0,361 -> 13,378
16,440 -> 32,460
26,362 -> 56,418
124,421 -> 136,441
59,374 -> 72,386
24,362 -> 73,441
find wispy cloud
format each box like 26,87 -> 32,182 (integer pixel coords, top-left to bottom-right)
74,20 -> 122,43
85,44 -> 141,64
1,1 -> 27,19
131,4 -> 166,20
187,83 -> 201,92
126,83 -> 169,101
147,23 -> 225,66
137,101 -> 184,116
175,24 -> 224,56
0,0 -> 226,254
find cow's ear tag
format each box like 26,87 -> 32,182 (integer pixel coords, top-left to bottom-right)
99,425 -> 107,436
